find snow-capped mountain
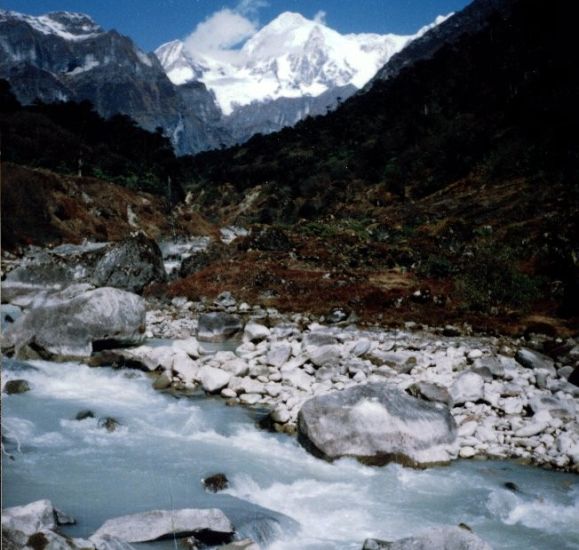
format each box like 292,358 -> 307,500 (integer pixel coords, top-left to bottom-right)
156,11 -> 449,117
1,8 -> 450,154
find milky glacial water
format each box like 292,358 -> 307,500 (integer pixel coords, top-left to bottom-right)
3,359 -> 579,549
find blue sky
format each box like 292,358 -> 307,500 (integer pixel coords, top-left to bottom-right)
3,0 -> 471,52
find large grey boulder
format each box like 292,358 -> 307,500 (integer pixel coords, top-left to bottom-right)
298,384 -> 458,467
92,508 -> 233,544
515,348 -> 555,372
362,525 -> 492,549
92,235 -> 166,293
197,312 -> 243,342
4,237 -> 165,299
4,287 -> 146,360
1,500 -> 89,550
2,500 -> 57,535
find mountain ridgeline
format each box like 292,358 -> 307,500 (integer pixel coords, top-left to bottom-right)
0,9 -> 433,154
188,0 -> 577,216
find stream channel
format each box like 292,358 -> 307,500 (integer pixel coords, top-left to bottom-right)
3,357 -> 579,549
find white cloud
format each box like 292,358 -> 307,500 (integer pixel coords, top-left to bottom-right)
237,0 -> 269,16
183,0 -> 270,63
313,10 -> 327,25
184,8 -> 256,57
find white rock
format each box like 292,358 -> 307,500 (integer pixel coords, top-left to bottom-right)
351,338 -> 372,357
306,344 -> 341,367
221,388 -> 237,399
266,344 -> 292,368
283,370 -> 314,392
199,366 -> 231,393
458,421 -> 478,438
265,383 -> 282,397
515,422 -> 549,438
171,352 -> 200,382
220,358 -> 249,377
271,406 -> 291,424
93,508 -> 233,543
228,377 -> 265,395
280,355 -> 307,373
475,425 -> 497,443
172,337 -> 200,358
460,446 -> 477,458
501,397 -> 524,415
451,371 -> 485,405
239,393 -> 261,405
244,322 -> 270,341
1,499 -> 57,535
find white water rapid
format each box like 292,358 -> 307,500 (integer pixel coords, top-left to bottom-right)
3,359 -> 579,549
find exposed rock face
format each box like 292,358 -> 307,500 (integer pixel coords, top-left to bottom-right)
0,10 -> 225,155
4,287 -> 146,359
197,312 -> 243,342
92,508 -> 233,544
297,383 -> 458,466
362,525 -> 493,549
92,234 -> 166,293
3,236 -> 166,294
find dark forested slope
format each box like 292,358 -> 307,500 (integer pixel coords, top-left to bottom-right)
187,0 -> 578,219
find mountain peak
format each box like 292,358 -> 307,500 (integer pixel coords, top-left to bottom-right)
1,9 -> 103,40
268,11 -> 312,30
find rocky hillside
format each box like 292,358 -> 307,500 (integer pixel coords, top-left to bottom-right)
1,163 -> 216,251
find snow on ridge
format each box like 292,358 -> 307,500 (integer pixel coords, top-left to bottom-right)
1,9 -> 103,41
156,10 -> 448,115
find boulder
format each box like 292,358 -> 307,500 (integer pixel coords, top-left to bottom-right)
244,322 -> 271,342
203,473 -> 229,493
199,366 -> 231,393
4,287 -> 146,360
266,344 -> 292,368
407,381 -> 452,406
4,379 -> 31,395
197,313 -> 243,342
298,384 -> 457,466
450,372 -> 485,405
362,525 -> 492,549
4,238 -> 165,296
472,357 -> 505,378
4,252 -> 80,287
2,500 -> 57,535
515,348 -> 555,372
306,345 -> 341,367
92,508 -> 233,544
92,234 -> 166,293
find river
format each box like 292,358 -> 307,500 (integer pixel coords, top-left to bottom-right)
3,359 -> 579,549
